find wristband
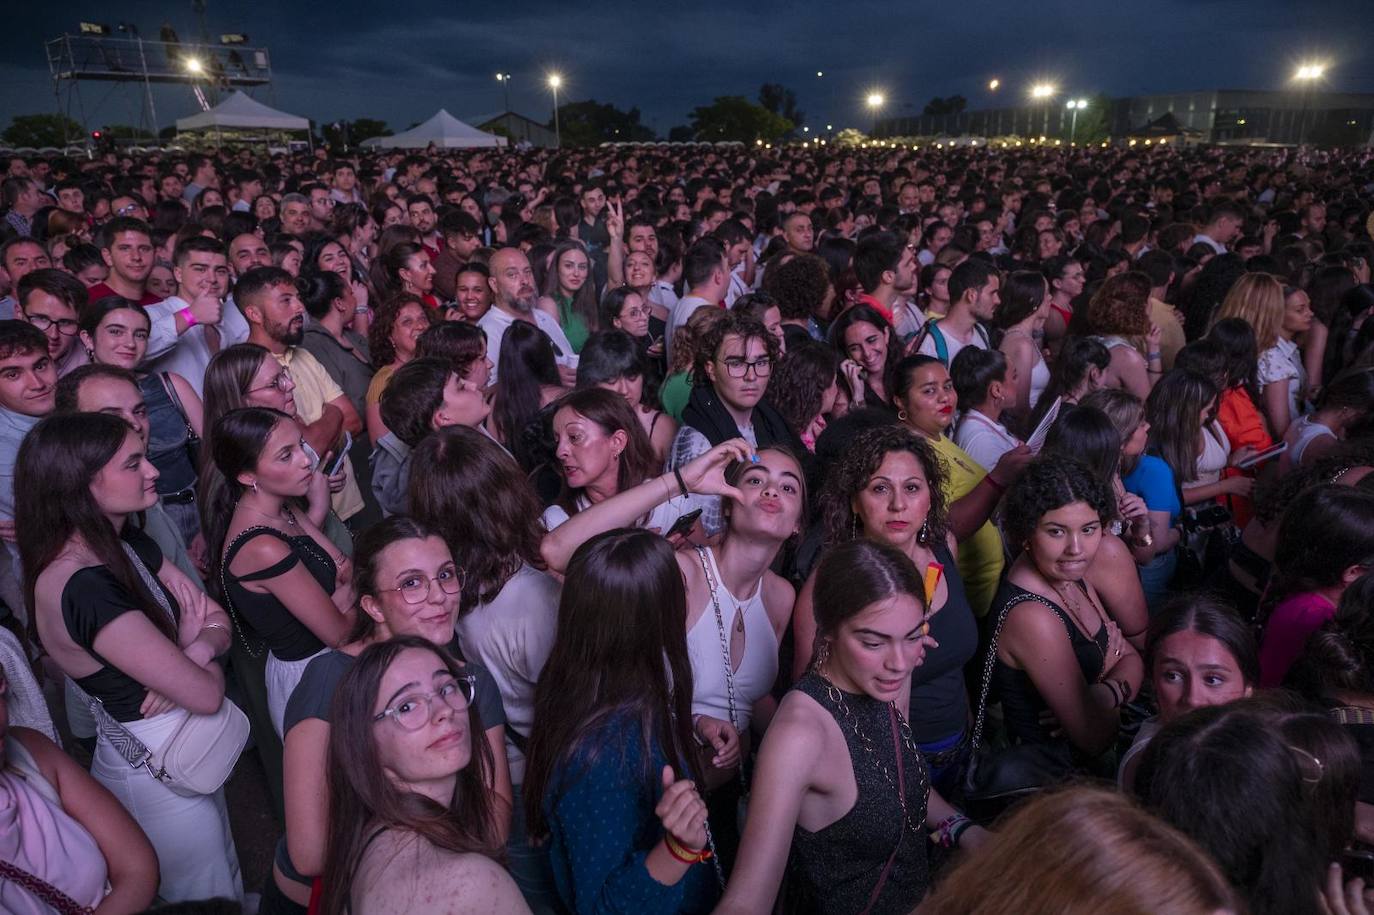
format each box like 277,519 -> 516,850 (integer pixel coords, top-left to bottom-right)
673,468 -> 690,499
1147,351 -> 1162,360
664,834 -> 710,864
935,813 -> 973,849
179,306 -> 198,328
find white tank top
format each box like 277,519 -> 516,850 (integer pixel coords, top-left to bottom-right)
685,547 -> 778,734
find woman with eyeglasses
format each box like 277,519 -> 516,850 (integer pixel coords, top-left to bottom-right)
319,636 -> 527,915
79,294 -> 205,548
262,517 -> 511,915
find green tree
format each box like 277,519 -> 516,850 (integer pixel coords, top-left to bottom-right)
758,83 -> 804,128
667,125 -> 694,142
2,113 -> 84,147
689,96 -> 792,143
1065,94 -> 1111,143
550,100 -> 655,147
833,128 -> 869,147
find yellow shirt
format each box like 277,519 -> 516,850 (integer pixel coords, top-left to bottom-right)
365,363 -> 396,407
275,348 -> 364,521
928,433 -> 1004,616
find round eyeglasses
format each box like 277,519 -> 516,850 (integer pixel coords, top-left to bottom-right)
377,566 -> 465,604
373,675 -> 476,730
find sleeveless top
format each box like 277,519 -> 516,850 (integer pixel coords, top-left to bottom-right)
789,671 -> 929,914
1285,414 -> 1337,468
909,542 -> 978,743
685,547 -> 778,735
139,373 -> 197,495
1002,328 -> 1051,410
1195,420 -> 1231,486
0,735 -> 109,915
989,581 -> 1107,745
222,527 -> 336,661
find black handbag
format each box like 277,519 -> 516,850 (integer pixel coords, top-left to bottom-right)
961,591 -> 1078,824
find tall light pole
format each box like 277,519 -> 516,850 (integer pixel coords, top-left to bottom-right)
1066,98 -> 1088,143
548,73 -> 563,148
866,91 -> 885,135
495,72 -> 512,113
1030,83 -> 1056,138
1292,62 -> 1326,147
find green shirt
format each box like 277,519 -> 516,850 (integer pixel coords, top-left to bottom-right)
556,295 -> 590,354
659,372 -> 693,420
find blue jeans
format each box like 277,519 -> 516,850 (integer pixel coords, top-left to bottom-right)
1138,549 -> 1178,616
508,783 -> 565,914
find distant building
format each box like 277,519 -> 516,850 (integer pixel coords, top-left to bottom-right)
874,88 -> 1374,146
471,111 -> 559,148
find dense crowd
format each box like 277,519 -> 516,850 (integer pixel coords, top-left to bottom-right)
0,138 -> 1373,914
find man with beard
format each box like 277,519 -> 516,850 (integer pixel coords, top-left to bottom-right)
478,246 -> 576,385
239,266 -> 366,521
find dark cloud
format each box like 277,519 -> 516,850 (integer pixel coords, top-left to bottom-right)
3,0 -> 1372,135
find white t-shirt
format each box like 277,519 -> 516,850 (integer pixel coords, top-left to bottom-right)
478,306 -> 577,386
953,409 -> 1021,472
917,320 -> 989,365
664,295 -> 714,365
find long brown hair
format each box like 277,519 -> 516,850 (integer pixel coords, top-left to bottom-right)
522,530 -> 701,836
319,636 -> 498,915
549,388 -> 657,515
16,413 -> 175,641
198,342 -> 275,556
918,786 -> 1237,915
543,238 -> 599,333
407,426 -> 546,609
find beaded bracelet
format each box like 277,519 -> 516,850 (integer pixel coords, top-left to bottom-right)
935,813 -> 973,849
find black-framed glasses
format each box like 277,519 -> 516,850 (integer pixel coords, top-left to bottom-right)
248,368 -> 293,394
720,356 -> 772,378
373,675 -> 476,730
377,566 -> 465,605
26,314 -> 79,336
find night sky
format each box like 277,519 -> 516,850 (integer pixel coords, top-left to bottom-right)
3,0 -> 1373,137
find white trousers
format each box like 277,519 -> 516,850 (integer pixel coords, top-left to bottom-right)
266,648 -> 328,738
91,710 -> 244,903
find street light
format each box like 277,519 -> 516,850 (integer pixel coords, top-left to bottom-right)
184,56 -> 203,74
1292,61 -> 1327,145
988,78 -> 1000,91
548,73 -> 563,147
866,92 -> 885,136
495,72 -> 512,113
1066,98 -> 1089,143
1030,83 -> 1056,99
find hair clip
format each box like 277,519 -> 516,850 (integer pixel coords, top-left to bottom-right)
1286,744 -> 1325,784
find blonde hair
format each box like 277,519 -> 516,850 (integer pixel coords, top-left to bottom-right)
917,787 -> 1238,915
1215,272 -> 1285,351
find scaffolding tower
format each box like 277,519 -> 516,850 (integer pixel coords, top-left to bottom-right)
45,30 -> 273,144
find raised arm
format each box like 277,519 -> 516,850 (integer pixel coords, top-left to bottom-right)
540,438 -> 752,574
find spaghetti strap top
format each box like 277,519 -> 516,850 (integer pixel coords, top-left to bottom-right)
685,547 -> 778,734
223,527 -> 337,661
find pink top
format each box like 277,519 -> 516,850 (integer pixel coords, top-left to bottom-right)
0,734 -> 108,914
1258,592 -> 1337,688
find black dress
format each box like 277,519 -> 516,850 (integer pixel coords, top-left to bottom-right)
788,671 -> 930,914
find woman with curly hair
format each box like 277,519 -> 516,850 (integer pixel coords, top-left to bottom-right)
363,292 -> 433,442
791,425 -> 978,795
762,252 -> 834,351
1083,271 -> 1162,401
763,340 -> 838,451
987,458 -> 1144,768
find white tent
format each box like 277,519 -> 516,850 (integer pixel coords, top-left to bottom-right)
175,91 -> 310,132
361,109 -> 506,149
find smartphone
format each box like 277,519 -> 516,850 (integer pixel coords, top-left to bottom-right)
1343,849 -> 1374,882
665,508 -> 703,539
1236,441 -> 1287,470
327,432 -> 352,476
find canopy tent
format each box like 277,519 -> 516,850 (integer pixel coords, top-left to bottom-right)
175,91 -> 310,132
361,109 -> 506,149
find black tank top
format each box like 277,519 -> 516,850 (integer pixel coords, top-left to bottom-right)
788,671 -> 929,914
989,581 -> 1107,746
222,526 -> 337,661
909,542 -> 978,743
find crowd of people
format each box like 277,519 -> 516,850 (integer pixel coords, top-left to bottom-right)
0,136 -> 1372,914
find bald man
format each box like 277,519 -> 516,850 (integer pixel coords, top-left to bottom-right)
477,247 -> 577,385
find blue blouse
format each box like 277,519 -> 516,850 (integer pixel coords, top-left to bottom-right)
1123,454 -> 1181,525
543,710 -> 720,915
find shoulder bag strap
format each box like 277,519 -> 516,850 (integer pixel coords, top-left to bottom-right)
693,546 -> 750,794
859,706 -> 907,915
217,525 -> 281,659
159,372 -> 197,441
0,858 -> 95,915
968,591 -> 1061,756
